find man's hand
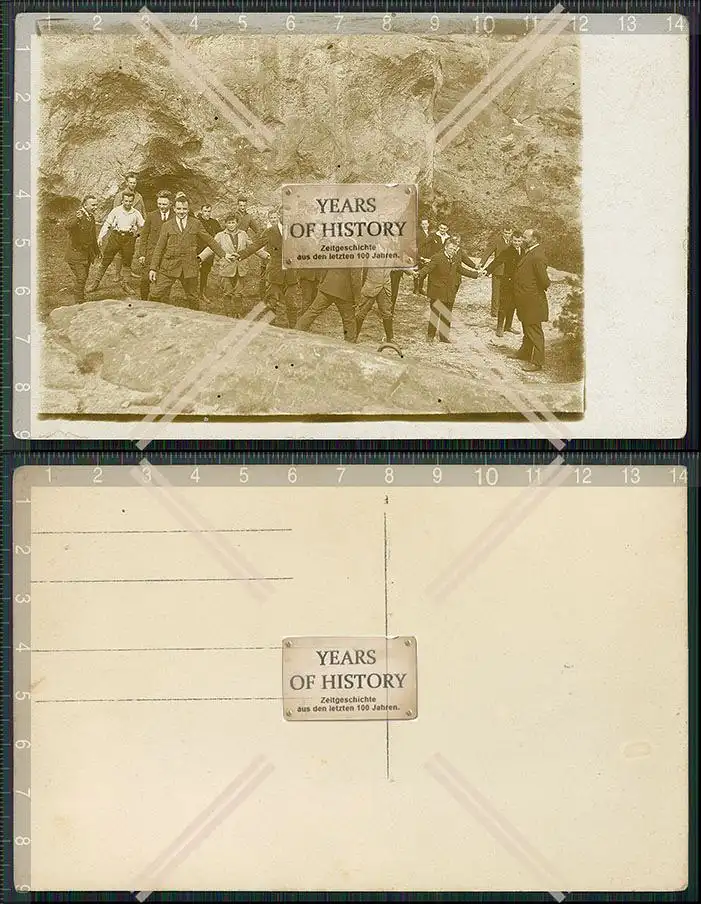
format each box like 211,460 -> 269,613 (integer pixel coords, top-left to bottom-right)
149,270 -> 157,283
138,256 -> 145,265
225,253 -> 237,262
259,250 -> 270,260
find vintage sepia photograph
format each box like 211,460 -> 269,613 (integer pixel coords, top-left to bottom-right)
31,12 -> 586,424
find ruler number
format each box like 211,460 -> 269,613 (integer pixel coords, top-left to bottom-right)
473,15 -> 495,34
622,467 -> 640,485
669,467 -> 687,485
432,467 -> 442,484
382,14 -> 392,31
574,467 -> 592,485
93,466 -> 103,484
286,15 -> 296,32
666,16 -> 686,31
618,15 -> 637,32
384,467 -> 394,484
239,466 -> 249,484
475,467 -> 499,486
288,467 -> 298,484
93,14 -> 103,31
15,595 -> 31,605
337,466 -> 346,483
15,739 -> 31,749
190,15 -> 198,30
238,14 -> 247,30
15,92 -> 30,102
15,383 -> 30,392
335,14 -> 344,31
573,15 -> 589,32
15,545 -> 31,555
16,788 -> 31,798
190,466 -> 200,483
430,15 -> 439,31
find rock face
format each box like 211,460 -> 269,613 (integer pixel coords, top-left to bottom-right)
38,27 -> 582,270
42,299 -> 536,417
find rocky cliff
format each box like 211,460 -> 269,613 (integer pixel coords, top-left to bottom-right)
38,27 -> 582,273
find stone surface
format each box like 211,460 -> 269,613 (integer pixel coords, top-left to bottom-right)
38,29 -> 582,270
41,299 -> 580,417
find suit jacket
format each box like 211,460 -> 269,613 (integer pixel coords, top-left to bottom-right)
418,229 -> 442,262
195,214 -> 223,253
65,209 -> 99,263
479,232 -> 512,275
486,246 -> 522,290
236,225 -> 299,286
112,189 -> 145,217
236,212 -> 259,236
150,216 -> 226,279
512,244 -> 550,324
417,251 -> 479,301
137,210 -> 173,262
318,268 -> 362,304
203,230 -> 261,278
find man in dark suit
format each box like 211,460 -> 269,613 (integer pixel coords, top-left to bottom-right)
137,190 -> 173,300
296,267 -> 362,342
485,231 -> 523,337
234,208 -> 299,328
236,196 -> 259,236
479,226 -> 514,317
415,238 -> 481,342
64,195 -> 99,304
510,228 -> 550,370
413,218 -> 437,295
195,203 -> 223,300
148,196 -> 231,309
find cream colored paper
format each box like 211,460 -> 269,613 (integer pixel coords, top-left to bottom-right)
20,475 -> 688,891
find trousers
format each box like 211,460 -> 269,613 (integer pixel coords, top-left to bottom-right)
296,290 -> 357,342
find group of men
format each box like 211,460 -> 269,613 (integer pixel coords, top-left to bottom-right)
63,173 -> 551,369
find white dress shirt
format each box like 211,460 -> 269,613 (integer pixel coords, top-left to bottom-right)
98,205 -> 145,242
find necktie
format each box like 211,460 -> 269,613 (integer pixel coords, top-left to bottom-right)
178,217 -> 185,232
162,213 -> 166,222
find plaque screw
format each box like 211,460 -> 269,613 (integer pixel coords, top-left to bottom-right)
284,188 -> 291,195
404,639 -> 412,646
405,187 -> 411,193
405,710 -> 413,717
284,640 -> 292,647
285,709 -> 293,717
285,258 -> 292,265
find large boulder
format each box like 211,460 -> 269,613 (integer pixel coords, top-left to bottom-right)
42,299 -> 536,417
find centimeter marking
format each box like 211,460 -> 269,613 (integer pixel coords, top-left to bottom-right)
10,462 -> 696,486
12,468 -> 32,894
10,8 -> 690,439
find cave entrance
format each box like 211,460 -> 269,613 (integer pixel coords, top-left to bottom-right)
137,163 -> 220,215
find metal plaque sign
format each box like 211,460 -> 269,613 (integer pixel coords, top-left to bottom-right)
281,183 -> 418,270
282,636 -> 418,721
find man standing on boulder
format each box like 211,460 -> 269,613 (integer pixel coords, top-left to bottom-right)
88,190 -> 145,295
149,195 -> 233,310
64,194 -> 99,304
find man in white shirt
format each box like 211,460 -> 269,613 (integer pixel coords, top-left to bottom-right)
88,191 -> 145,294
